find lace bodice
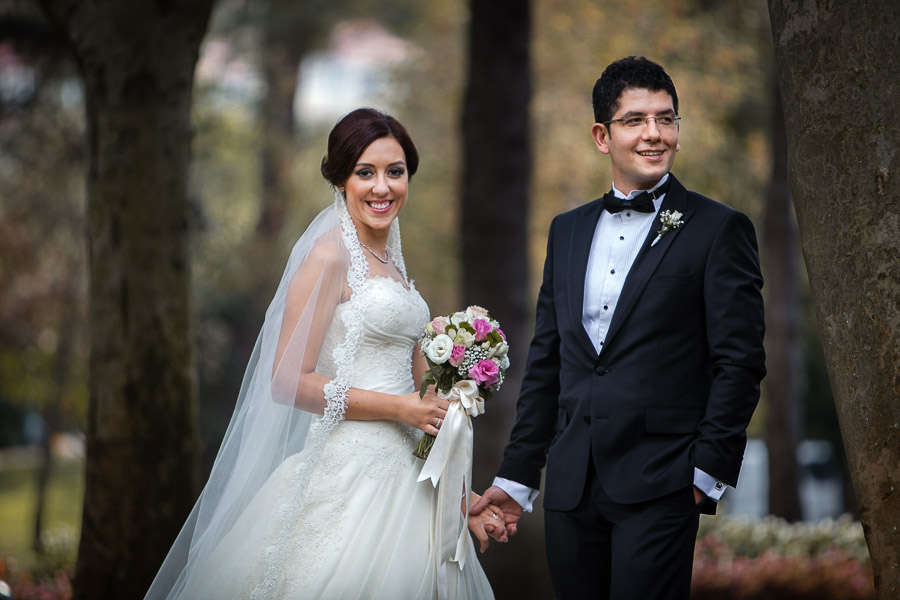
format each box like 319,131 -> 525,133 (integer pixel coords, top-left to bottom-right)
316,276 -> 429,395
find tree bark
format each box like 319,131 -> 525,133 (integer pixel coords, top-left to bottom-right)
35,1 -> 214,597
763,88 -> 803,522
768,1 -> 900,596
462,0 -> 550,597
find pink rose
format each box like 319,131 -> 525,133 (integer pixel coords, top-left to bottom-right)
449,344 -> 466,367
431,316 -> 450,334
473,318 -> 493,342
469,359 -> 500,388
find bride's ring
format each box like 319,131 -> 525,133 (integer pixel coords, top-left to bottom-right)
436,418 -> 442,428
491,513 -> 499,520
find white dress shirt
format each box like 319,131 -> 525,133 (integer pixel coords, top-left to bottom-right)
495,175 -> 726,510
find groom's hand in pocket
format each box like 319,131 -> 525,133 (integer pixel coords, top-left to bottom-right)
471,486 -> 523,537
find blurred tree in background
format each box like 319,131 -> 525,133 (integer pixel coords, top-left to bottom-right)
34,1 -> 214,598
460,0 -> 539,593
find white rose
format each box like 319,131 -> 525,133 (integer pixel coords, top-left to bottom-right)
487,340 -> 509,358
424,334 -> 454,364
450,311 -> 469,327
454,329 -> 475,348
425,322 -> 435,335
498,355 -> 510,370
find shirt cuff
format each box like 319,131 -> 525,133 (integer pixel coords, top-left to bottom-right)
493,477 -> 539,513
693,467 -> 727,502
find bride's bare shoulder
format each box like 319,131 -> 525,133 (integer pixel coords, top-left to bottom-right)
300,225 -> 348,268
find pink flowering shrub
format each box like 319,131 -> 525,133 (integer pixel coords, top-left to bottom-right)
0,557 -> 73,600
691,516 -> 874,600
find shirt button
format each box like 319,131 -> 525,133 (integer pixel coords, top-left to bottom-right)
603,305 -> 608,310
619,236 -> 624,240
610,269 -> 616,274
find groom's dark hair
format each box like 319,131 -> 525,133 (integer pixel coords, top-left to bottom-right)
592,56 -> 679,125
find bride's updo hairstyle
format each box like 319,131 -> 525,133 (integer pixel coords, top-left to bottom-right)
321,108 -> 419,187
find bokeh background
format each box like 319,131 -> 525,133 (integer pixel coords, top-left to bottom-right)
0,0 -> 875,598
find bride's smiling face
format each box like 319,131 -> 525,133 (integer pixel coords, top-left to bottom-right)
341,136 -> 409,242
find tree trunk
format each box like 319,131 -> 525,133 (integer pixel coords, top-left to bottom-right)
461,0 -> 550,597
768,1 -> 900,596
35,1 -> 214,598
257,42 -> 299,240
763,88 -> 803,522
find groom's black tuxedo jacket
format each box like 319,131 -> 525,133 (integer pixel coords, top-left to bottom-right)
498,175 -> 766,513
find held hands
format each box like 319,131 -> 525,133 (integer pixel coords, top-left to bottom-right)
398,386 -> 448,436
466,492 -> 508,552
470,486 -> 523,537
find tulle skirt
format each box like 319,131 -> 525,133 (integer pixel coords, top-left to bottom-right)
174,418 -> 494,599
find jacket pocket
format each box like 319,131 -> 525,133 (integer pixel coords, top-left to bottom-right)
645,407 -> 704,434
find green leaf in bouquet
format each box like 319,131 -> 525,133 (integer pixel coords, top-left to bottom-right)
481,387 -> 494,402
486,330 -> 503,345
419,377 -> 432,399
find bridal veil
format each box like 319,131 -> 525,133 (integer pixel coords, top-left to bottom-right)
145,191 -> 409,599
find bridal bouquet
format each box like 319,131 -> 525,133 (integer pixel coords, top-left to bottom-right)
413,305 -> 510,459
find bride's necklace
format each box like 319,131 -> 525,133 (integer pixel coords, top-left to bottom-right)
359,241 -> 389,264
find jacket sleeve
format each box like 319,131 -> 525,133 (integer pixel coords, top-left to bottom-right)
497,217 -> 564,490
693,210 -> 766,486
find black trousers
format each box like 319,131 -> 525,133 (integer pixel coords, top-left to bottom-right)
543,461 -> 701,600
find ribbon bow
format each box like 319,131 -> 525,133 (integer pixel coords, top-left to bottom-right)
417,380 -> 484,598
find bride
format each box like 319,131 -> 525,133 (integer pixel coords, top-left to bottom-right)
145,108 -> 503,599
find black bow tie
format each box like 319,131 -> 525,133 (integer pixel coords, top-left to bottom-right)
602,178 -> 672,214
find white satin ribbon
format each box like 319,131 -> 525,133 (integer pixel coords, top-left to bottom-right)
417,380 -> 485,598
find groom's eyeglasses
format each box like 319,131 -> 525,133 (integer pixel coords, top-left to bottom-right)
603,115 -> 681,129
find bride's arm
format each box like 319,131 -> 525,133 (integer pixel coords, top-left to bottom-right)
271,240 -> 446,435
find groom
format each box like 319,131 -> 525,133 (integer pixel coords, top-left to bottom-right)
472,56 -> 766,599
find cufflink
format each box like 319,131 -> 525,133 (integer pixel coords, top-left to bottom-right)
715,481 -> 724,490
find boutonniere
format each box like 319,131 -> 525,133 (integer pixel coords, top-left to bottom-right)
651,210 -> 684,246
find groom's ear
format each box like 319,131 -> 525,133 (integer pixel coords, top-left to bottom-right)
591,123 -> 611,155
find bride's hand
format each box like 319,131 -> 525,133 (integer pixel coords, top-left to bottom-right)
467,496 -> 507,552
397,387 -> 448,435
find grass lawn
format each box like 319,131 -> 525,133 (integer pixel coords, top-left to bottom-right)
0,453 -> 84,572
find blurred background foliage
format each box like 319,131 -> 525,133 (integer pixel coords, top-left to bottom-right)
0,0 -> 856,595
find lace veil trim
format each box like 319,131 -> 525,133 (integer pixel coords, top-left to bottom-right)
250,190 -> 370,598
146,187 -> 405,600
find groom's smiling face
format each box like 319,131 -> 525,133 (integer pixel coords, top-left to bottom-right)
591,87 -> 680,194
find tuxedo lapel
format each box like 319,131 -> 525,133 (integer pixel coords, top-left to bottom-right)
568,198 -> 604,358
603,176 -> 693,351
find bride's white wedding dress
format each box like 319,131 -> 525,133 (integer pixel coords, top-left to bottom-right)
176,276 -> 494,599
